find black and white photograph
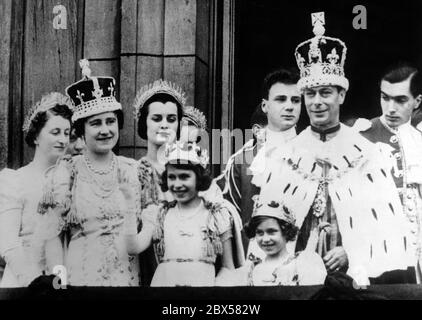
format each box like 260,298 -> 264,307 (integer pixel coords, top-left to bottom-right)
1,0 -> 422,308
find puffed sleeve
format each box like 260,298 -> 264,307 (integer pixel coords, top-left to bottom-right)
36,159 -> 73,241
296,251 -> 327,285
0,169 -> 42,286
211,205 -> 233,242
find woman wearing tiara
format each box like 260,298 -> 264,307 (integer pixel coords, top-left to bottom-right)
38,60 -> 140,286
0,93 -> 72,287
180,105 -> 208,145
132,80 -> 186,285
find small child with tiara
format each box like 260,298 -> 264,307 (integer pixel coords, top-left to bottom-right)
216,195 -> 327,286
122,142 -> 236,286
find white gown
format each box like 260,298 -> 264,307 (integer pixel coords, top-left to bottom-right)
0,168 -> 45,287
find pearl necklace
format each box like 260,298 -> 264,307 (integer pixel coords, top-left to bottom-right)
84,154 -> 116,175
83,154 -> 118,199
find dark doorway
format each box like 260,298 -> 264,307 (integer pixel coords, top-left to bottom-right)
234,0 -> 422,133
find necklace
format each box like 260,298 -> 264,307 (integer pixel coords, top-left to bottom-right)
84,154 -> 116,175
83,154 -> 119,198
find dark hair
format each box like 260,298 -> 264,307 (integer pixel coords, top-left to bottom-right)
244,216 -> 298,242
73,109 -> 124,138
381,63 -> 422,98
25,104 -> 73,148
262,68 -> 300,100
161,162 -> 212,192
137,93 -> 184,140
250,103 -> 268,127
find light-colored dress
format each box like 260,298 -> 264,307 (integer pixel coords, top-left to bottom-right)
216,251 -> 327,286
0,167 -> 46,287
38,155 -> 141,286
150,200 -> 233,287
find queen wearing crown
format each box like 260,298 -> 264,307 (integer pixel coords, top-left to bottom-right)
37,60 -> 141,286
0,93 -> 72,287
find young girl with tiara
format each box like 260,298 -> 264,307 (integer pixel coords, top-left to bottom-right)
123,142 -> 235,286
216,193 -> 327,286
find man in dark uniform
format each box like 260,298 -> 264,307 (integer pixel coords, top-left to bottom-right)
359,64 -> 422,283
217,68 -> 301,254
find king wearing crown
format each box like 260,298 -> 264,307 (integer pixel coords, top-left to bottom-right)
258,12 -> 416,285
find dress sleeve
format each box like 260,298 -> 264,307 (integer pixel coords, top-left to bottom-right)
36,159 -> 72,241
213,206 -> 233,242
137,159 -> 160,213
0,169 -> 42,286
296,251 -> 327,285
0,169 -> 23,255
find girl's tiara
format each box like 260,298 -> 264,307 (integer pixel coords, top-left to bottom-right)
164,142 -> 209,169
251,195 -> 296,225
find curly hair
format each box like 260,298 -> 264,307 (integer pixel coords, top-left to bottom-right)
161,162 -> 212,192
73,109 -> 124,138
25,104 -> 73,148
136,93 -> 184,140
244,216 -> 299,242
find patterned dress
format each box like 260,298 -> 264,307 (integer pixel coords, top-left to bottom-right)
216,251 -> 326,286
151,200 -> 233,286
38,155 -> 141,286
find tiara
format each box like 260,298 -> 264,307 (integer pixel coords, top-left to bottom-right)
164,141 -> 209,169
251,195 -> 296,225
22,92 -> 72,133
182,106 -> 207,131
133,79 -> 187,119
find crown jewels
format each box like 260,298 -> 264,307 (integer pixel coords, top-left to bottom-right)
133,79 -> 187,119
164,141 -> 209,169
182,106 -> 207,131
66,59 -> 122,122
22,92 -> 72,133
251,195 -> 296,225
295,12 -> 349,91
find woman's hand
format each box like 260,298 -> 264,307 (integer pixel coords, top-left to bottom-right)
141,205 -> 159,228
118,168 -> 136,205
